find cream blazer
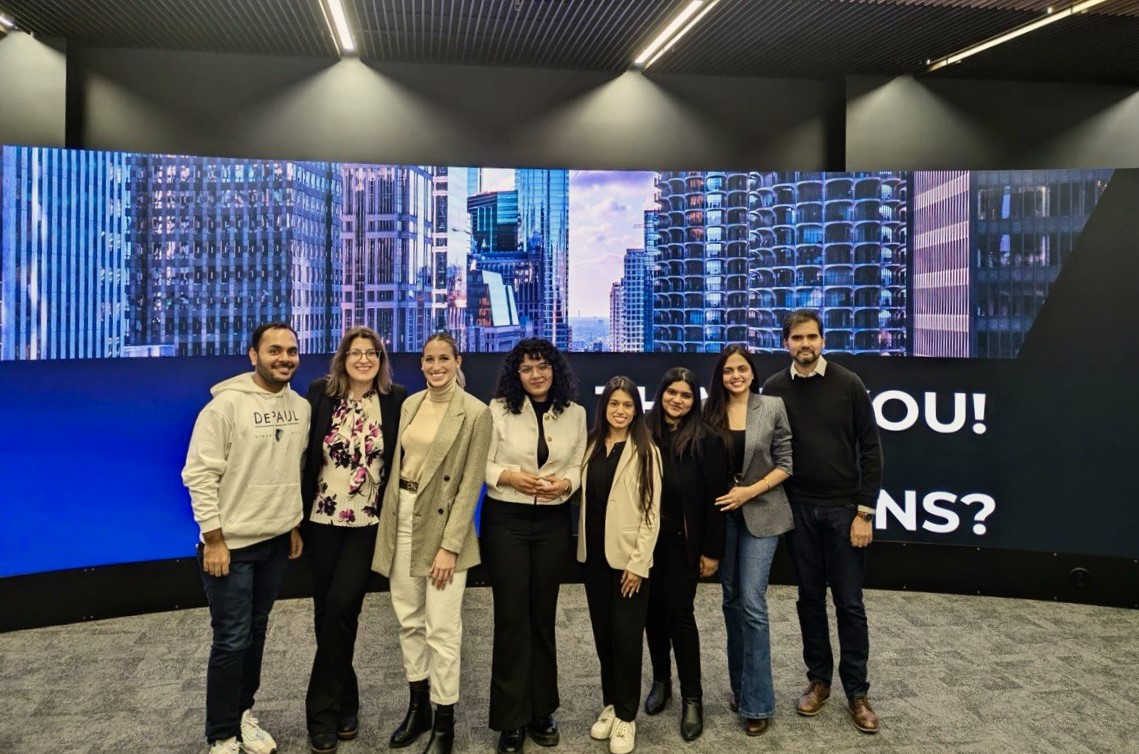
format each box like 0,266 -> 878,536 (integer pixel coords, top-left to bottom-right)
485,398 -> 587,504
576,438 -> 662,578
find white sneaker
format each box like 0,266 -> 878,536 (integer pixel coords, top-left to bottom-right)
209,738 -> 241,754
239,709 -> 278,754
608,719 -> 636,754
590,705 -> 617,740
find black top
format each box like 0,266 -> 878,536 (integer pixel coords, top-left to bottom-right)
531,397 -> 552,469
762,361 -> 883,507
729,429 -> 746,478
656,430 -> 730,567
585,441 -> 625,563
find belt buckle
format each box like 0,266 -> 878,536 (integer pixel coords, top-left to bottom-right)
400,478 -> 419,493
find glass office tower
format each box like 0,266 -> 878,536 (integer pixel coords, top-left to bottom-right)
1,147 -> 131,360
516,168 -> 570,348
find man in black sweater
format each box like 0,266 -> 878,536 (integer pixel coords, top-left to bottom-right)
762,309 -> 883,734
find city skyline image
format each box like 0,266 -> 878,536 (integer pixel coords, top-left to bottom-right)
0,145 -> 1113,360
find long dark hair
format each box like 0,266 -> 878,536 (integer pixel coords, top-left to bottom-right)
491,338 -> 578,414
585,376 -> 655,523
702,343 -> 760,439
325,326 -> 394,398
647,367 -> 706,460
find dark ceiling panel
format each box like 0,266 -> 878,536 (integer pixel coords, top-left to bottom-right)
0,0 -> 1136,84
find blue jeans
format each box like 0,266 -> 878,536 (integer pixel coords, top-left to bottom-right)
785,503 -> 869,697
199,533 -> 290,742
720,512 -> 779,720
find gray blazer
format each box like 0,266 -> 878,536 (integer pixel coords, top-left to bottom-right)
372,386 -> 493,578
737,393 -> 794,538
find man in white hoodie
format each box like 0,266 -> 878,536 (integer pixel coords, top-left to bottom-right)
183,322 -> 310,754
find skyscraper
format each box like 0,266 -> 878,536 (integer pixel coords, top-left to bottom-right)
653,171 -> 908,355
609,281 -> 624,352
433,166 -> 473,341
340,164 -> 434,353
642,209 -> 659,351
618,248 -> 650,352
467,190 -> 540,349
1,147 -> 130,360
913,171 -> 970,357
129,155 -> 341,357
516,168 -> 570,348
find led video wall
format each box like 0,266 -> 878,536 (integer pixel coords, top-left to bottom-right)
1,145 -> 1136,577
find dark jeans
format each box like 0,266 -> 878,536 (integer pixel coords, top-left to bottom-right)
645,529 -> 702,699
304,521 -> 378,736
583,555 -> 651,723
481,498 -> 571,731
785,503 -> 869,697
198,533 -> 290,743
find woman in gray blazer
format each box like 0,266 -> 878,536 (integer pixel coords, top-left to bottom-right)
703,344 -> 793,738
372,333 -> 493,754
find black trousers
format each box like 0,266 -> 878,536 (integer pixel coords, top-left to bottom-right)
304,521 -> 378,736
481,498 -> 572,731
645,529 -> 703,699
583,554 -> 651,723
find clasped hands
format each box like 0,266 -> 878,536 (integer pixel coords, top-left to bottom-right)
503,470 -> 570,501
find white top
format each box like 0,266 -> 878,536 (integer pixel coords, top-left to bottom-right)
485,397 -> 588,505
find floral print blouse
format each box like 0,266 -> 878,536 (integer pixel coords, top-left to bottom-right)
310,391 -> 384,527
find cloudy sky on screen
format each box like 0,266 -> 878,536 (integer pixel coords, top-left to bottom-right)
482,168 -> 658,318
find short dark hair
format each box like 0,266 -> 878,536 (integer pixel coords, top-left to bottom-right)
491,338 -> 579,414
250,322 -> 298,351
782,309 -> 824,341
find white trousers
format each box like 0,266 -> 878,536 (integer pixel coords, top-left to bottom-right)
389,487 -> 467,705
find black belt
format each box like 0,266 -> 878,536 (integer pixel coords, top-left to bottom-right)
398,478 -> 419,492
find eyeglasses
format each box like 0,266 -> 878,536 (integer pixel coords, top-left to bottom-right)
347,349 -> 380,360
519,363 -> 553,376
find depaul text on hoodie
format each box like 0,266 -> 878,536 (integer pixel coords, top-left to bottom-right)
182,373 -> 311,550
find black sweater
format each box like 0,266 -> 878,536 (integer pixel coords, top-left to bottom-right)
762,361 -> 882,508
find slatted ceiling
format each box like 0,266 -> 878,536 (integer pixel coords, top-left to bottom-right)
0,0 -> 1137,84
353,0 -> 679,69
0,0 -> 338,55
653,0 -> 1032,77
929,13 -> 1139,82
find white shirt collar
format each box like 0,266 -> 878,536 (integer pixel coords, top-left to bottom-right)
790,354 -> 828,380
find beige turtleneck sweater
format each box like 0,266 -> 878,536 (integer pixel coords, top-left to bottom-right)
400,381 -> 456,483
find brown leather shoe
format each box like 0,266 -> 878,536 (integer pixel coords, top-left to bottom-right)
848,695 -> 879,734
796,681 -> 831,716
744,718 -> 769,736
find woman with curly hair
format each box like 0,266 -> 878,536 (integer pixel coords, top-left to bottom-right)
482,338 -> 587,754
301,326 -> 407,754
579,376 -> 661,754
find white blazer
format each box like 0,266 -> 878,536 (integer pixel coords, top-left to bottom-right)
485,398 -> 588,505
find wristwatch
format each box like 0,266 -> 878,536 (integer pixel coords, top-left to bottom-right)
857,511 -> 875,523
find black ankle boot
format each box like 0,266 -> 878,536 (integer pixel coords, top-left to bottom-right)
390,681 -> 433,748
680,698 -> 703,741
644,679 -> 672,715
421,704 -> 454,754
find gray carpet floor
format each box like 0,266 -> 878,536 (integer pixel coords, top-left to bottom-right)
2,584 -> 1137,753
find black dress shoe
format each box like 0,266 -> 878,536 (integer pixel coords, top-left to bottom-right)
338,714 -> 360,741
526,716 -> 560,747
680,698 -> 703,741
497,728 -> 525,754
644,680 -> 672,715
311,732 -> 339,754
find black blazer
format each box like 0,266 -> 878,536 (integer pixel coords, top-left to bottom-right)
301,377 -> 408,520
658,431 -> 731,570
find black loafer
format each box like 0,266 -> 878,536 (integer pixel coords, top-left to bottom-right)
680,698 -> 703,741
644,680 -> 672,716
338,714 -> 360,741
497,728 -> 525,754
311,732 -> 339,754
526,716 -> 560,747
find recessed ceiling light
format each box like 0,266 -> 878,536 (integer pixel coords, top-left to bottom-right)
321,0 -> 356,55
927,0 -> 1109,71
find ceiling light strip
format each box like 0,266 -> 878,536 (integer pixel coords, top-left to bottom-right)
633,0 -> 705,67
323,0 -> 356,55
0,14 -> 16,29
644,0 -> 722,69
927,0 -> 1110,71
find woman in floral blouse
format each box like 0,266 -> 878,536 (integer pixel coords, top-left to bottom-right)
301,326 -> 407,754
